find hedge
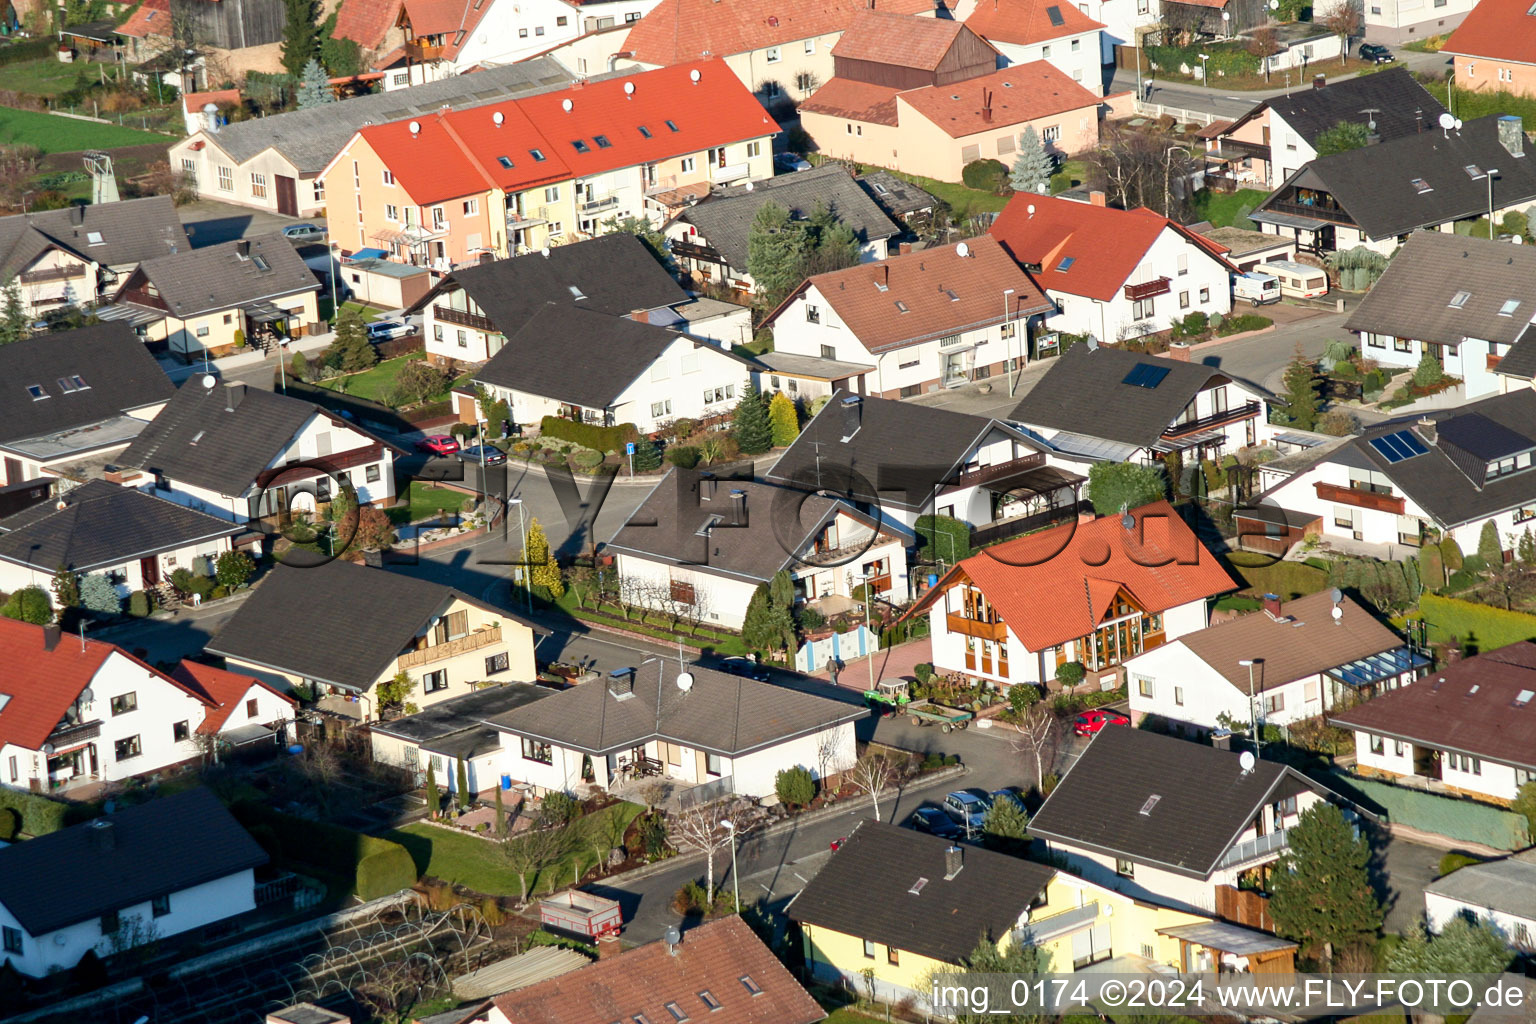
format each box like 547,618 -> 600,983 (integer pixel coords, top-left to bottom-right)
0,788 -> 80,837
232,801 -> 417,900
1420,593 -> 1536,653
539,416 -> 639,454
1224,551 -> 1329,599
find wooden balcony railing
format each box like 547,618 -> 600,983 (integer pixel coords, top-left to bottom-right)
20,265 -> 87,284
434,305 -> 496,333
1488,353 -> 1504,371
46,718 -> 101,746
945,453 -> 1046,491
1163,400 -> 1262,439
405,40 -> 444,61
1315,481 -> 1405,515
946,614 -> 1008,641
1264,199 -> 1356,226
1124,277 -> 1171,301
398,626 -> 502,670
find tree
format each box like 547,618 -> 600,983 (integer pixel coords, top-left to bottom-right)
915,514 -> 972,565
809,219 -> 862,275
667,801 -> 737,903
1,586 -> 53,625
926,936 -> 1052,1024
1388,916 -> 1513,975
326,308 -> 376,372
775,766 -> 816,806
1415,348 -> 1444,388
603,214 -> 677,276
1010,125 -> 1053,194
0,280 -> 28,344
1513,778 -> 1536,840
1086,462 -> 1166,516
295,58 -> 335,109
280,0 -> 321,78
961,158 -> 1010,193
51,566 -> 79,609
1085,124 -> 1197,220
79,573 -> 121,615
318,9 -> 362,75
982,796 -> 1030,851
1314,120 -> 1371,156
846,752 -> 899,822
377,671 -> 415,716
1322,0 -> 1361,66
215,550 -> 255,588
742,582 -> 795,658
393,359 -> 447,406
501,809 -> 575,904
1479,519 -> 1503,566
1280,347 -> 1322,431
746,201 -> 810,304
769,569 -> 795,611
1520,527 -> 1536,568
494,785 -> 506,837
1008,704 -> 1061,793
455,758 -> 471,808
425,760 -> 440,818
525,517 -> 563,597
768,391 -> 799,447
733,381 -> 773,455
1248,25 -> 1283,80
352,505 -> 395,551
1267,802 -> 1382,966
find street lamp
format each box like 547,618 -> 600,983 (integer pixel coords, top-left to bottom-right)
719,818 -> 740,912
1239,659 -> 1263,759
1002,288 -> 1017,395
1488,168 -> 1501,239
855,570 -> 876,692
508,496 -> 531,613
1198,53 -> 1211,82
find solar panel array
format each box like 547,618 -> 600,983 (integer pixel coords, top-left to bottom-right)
1368,430 -> 1429,463
1122,363 -> 1170,389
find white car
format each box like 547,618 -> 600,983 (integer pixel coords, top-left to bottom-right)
366,320 -> 415,342
774,153 -> 812,173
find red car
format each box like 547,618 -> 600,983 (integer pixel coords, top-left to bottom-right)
1073,708 -> 1130,737
416,434 -> 460,456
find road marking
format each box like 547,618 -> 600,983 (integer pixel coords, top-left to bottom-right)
793,872 -> 807,884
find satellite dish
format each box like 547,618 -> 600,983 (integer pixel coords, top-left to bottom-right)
408,120 -> 421,135
1332,605 -> 1343,622
1269,0 -> 1278,7
80,687 -> 93,703
561,98 -> 573,112
676,671 -> 694,692
493,110 -> 504,126
201,373 -> 216,390
690,68 -> 701,83
1018,909 -> 1029,924
1515,235 -> 1526,245
1455,119 -> 1464,131
1438,112 -> 1455,130
664,925 -> 682,945
1331,587 -> 1343,603
624,81 -> 635,95
41,743 -> 54,755
540,246 -> 551,258
1239,750 -> 1257,773
956,241 -> 971,258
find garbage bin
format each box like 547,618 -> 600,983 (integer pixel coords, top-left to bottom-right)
500,774 -> 512,790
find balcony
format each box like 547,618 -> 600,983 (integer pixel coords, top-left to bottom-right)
713,162 -> 749,183
507,209 -> 549,228
945,453 -> 1047,491
1216,827 -> 1290,871
20,265 -> 87,284
398,625 -> 502,670
1023,902 -> 1100,944
46,718 -> 101,746
405,39 -> 444,61
1124,277 -> 1171,301
434,304 -> 496,333
1163,400 -> 1262,439
946,613 -> 1008,641
1489,353 -> 1505,371
1315,480 -> 1405,515
1264,199 -> 1356,226
579,194 -> 620,214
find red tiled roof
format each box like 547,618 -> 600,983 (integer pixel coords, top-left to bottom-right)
912,501 -> 1235,650
117,0 -> 169,39
1171,0 -> 1230,8
797,77 -> 901,125
171,661 -> 295,734
965,0 -> 1104,47
625,0 -> 937,65
333,0 -> 403,49
491,917 -> 825,1024
401,0 -> 492,56
0,619 -> 210,751
896,60 -> 1099,138
1443,0 -> 1536,65
831,10 -> 982,70
183,88 -> 241,114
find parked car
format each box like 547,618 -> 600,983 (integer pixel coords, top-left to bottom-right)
942,790 -> 990,831
908,806 -> 963,840
282,223 -> 327,243
719,656 -> 769,681
366,319 -> 415,342
459,444 -> 506,466
416,435 -> 461,456
1073,708 -> 1131,737
774,152 -> 812,173
1359,43 -> 1394,64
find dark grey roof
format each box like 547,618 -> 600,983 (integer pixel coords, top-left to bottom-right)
371,683 -> 551,744
1345,232 -> 1536,349
766,389 -> 1038,512
675,165 -> 899,270
474,303 -> 752,410
787,819 -> 1053,964
1258,115 -> 1536,239
207,559 -> 544,691
0,787 -> 266,935
130,234 -> 318,319
1028,727 -> 1325,878
1228,68 -> 1445,148
1499,324 -> 1536,379
856,170 -> 939,219
197,58 -> 578,173
485,658 -> 867,756
605,469 -> 910,583
1010,343 -> 1268,448
0,195 -> 188,278
0,322 -> 172,451
0,480 -> 241,572
752,351 -> 874,379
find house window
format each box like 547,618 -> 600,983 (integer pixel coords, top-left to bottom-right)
151,894 -> 170,917
383,169 -> 395,185
961,143 -> 980,162
173,720 -> 190,742
1131,297 -> 1154,320
432,206 -> 446,230
1335,505 -> 1357,529
1199,287 -> 1210,303
1369,734 -> 1385,755
544,186 -> 561,203
114,735 -> 142,762
217,166 -> 233,191
536,25 -> 544,34
1176,253 -> 1188,277
1179,291 -> 1190,309
1394,337 -> 1412,353
805,38 -> 815,54
366,465 -> 381,483
805,303 -> 820,324
651,400 -> 672,417
1500,67 -> 1513,82
518,26 -> 528,36
457,329 -> 468,348
100,911 -> 120,936
522,737 -> 552,763
7,755 -> 14,783
385,204 -> 400,222
1137,677 -> 1153,698
1071,38 -> 1080,51
681,157 -> 696,173
706,751 -> 723,776
486,652 -> 509,674
1263,692 -> 1284,715
746,141 -> 762,159
461,198 -> 478,217
1042,44 -> 1052,58
196,326 -> 210,338
111,692 -> 138,715
246,698 -> 259,719
887,946 -> 900,965
1174,686 -> 1184,706
557,14 -> 567,24
820,344 -> 836,359
1,927 -> 19,954
1116,858 -> 1135,877
1448,752 -> 1482,775
766,46 -> 781,62
422,669 -> 448,693
250,173 -> 267,198
863,938 -> 876,959
1042,125 -> 1061,142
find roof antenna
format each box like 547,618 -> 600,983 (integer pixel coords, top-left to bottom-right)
78,619 -> 85,652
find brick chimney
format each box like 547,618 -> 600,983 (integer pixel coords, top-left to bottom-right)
1211,728 -> 1232,751
944,845 -> 963,879
1416,416 -> 1437,445
42,623 -> 60,651
1166,342 -> 1192,362
1088,190 -> 1107,207
1313,74 -> 1326,89
1263,592 -> 1282,619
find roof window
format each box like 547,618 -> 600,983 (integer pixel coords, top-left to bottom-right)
1046,4 -> 1065,24
1469,685 -> 1481,695
594,134 -> 612,148
739,976 -> 762,996
1139,794 -> 1161,815
1500,299 -> 1521,316
945,289 -> 959,301
569,284 -> 587,300
1517,689 -> 1534,706
638,125 -> 653,138
252,255 -> 269,271
1465,164 -> 1487,180
573,139 -> 591,153
497,155 -> 514,168
71,375 -> 87,390
86,231 -> 104,245
665,1004 -> 689,1022
57,377 -> 78,393
0,694 -> 8,713
26,384 -> 46,400
1057,256 -> 1076,271
874,279 -> 888,292
698,991 -> 720,1011
872,182 -> 890,195
908,877 -> 928,894
665,120 -> 679,132
1411,177 -> 1432,193
190,430 -> 206,445
530,148 -> 546,162
894,300 -> 909,312
1122,363 -> 1169,389
1449,290 -> 1471,308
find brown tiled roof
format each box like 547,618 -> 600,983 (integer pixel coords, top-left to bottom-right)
897,59 -> 1099,138
831,10 -> 982,70
333,0 -> 403,49
117,0 -> 169,38
797,77 -> 901,125
965,0 -> 1105,47
1443,0 -> 1536,65
1331,641 -> 1536,769
400,0 -> 492,57
625,0 -> 939,65
490,917 -> 826,1024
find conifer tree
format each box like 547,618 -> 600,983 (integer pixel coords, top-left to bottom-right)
1267,802 -> 1382,966
768,391 -> 799,448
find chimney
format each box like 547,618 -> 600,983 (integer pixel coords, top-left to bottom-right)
1499,115 -> 1525,158
103,467 -> 145,486
225,383 -> 246,412
897,242 -> 911,255
1078,510 -> 1096,524
1416,416 -> 1437,445
1262,592 -> 1282,619
597,934 -> 621,958
729,488 -> 747,526
1167,341 -> 1191,362
42,623 -> 60,652
1446,644 -> 1464,665
944,845 -> 963,880
700,471 -> 717,501
1312,74 -> 1326,90
840,394 -> 862,440
608,667 -> 635,697
1211,728 -> 1232,751
202,101 -> 220,134
1088,190 -> 1106,207
981,89 -> 993,124
87,819 -> 115,853
882,263 -> 890,288
236,239 -> 250,259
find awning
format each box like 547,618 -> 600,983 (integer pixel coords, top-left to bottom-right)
61,19 -> 119,41
1326,647 -> 1432,689
344,248 -> 390,262
93,303 -> 166,328
1152,428 -> 1229,453
1248,209 -> 1328,231
243,301 -> 291,323
987,464 -> 1085,496
1156,921 -> 1297,956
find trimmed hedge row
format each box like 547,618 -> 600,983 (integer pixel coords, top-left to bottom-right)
232,801 -> 417,900
539,416 -> 639,454
0,787 -> 81,837
1420,593 -> 1536,653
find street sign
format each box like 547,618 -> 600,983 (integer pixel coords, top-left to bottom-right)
626,442 -> 636,454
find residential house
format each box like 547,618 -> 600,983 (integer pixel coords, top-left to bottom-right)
0,196 -> 189,317
765,390 -> 1087,540
482,657 -> 865,797
0,788 -> 266,977
1010,343 -> 1273,468
179,88 -> 242,136
798,14 -> 1101,183
965,0 -> 1106,94
1078,0 -> 1159,63
856,170 -> 940,223
0,481 -> 247,608
484,917 -> 825,1024
117,380 -> 400,526
1028,726 -> 1340,916
168,661 -> 298,752
115,0 -> 171,68
1441,0 -> 1536,93
103,236 -> 320,362
1347,232 -> 1536,402
989,192 -> 1236,344
206,559 -> 545,719
906,501 -> 1236,691
603,469 -> 914,624
790,820 -> 1296,1010
416,232 -> 688,366
1423,850 -> 1536,942
1206,69 -> 1447,189
368,684 -> 553,794
664,164 -> 900,294
1249,391 -> 1536,556
0,619 -> 263,793
762,236 -> 1053,398
1331,641 -> 1536,804
1368,0 -> 1477,44
1124,591 -> 1425,736
623,0 -> 942,115
1250,114 -> 1536,258
0,323 -> 173,487
318,62 -> 778,267
168,58 -> 581,218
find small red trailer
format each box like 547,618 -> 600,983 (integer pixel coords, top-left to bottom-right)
539,891 -> 623,939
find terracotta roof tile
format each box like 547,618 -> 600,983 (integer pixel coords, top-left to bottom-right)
625,0 -> 939,65
965,0 -> 1104,47
401,0 -> 490,48
896,59 -> 1098,137
831,10 -> 977,69
797,77 -> 901,125
1444,0 -> 1536,66
333,0 -> 403,49
117,0 -> 169,38
171,661 -> 296,735
183,88 -> 241,114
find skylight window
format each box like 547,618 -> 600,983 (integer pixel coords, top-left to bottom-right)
1469,684 -> 1481,695
908,877 -> 929,894
894,300 -> 909,312
1517,689 -> 1535,706
1139,794 -> 1161,816
874,280 -> 888,292
1411,177 -> 1433,194
572,139 -> 591,153
1057,256 -> 1076,272
569,284 -> 587,300
1465,164 -> 1487,180
696,513 -> 723,536
0,694 -> 8,713
190,430 -> 206,445
1501,299 -> 1521,316
664,1003 -> 689,1022
1449,290 -> 1471,308
529,148 -> 546,162
739,976 -> 762,996
1046,4 -> 1065,25
86,231 -> 103,245
57,377 -> 77,393
252,255 -> 270,271
698,991 -> 720,1011
594,134 -> 612,148
665,120 -> 679,132
71,375 -> 87,390
497,155 -> 514,169
26,385 -> 46,400
945,289 -> 959,301
873,182 -> 890,195
638,125 -> 653,138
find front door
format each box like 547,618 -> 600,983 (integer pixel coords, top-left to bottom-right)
275,175 -> 298,217
140,555 -> 160,586
2,457 -> 19,485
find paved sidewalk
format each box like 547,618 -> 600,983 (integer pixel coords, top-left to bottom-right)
812,636 -> 933,690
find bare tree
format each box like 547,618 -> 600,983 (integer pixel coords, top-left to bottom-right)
1084,125 -> 1197,220
667,800 -> 738,903
1008,704 -> 1063,791
1322,1 -> 1361,65
0,146 -> 40,209
1248,25 -> 1283,81
846,752 -> 901,822
500,814 -> 575,905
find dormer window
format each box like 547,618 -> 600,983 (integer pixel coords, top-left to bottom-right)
1487,451 -> 1533,479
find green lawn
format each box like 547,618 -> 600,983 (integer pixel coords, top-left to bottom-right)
0,105 -> 168,153
0,57 -> 99,97
889,169 -> 1009,220
383,802 -> 643,898
388,481 -> 474,524
316,354 -> 470,404
1191,188 -> 1269,228
1050,158 -> 1089,195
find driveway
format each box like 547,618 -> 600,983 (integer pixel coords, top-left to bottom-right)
1378,835 -> 1444,936
179,198 -> 325,248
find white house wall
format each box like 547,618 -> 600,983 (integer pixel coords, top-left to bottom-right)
1360,330 -> 1504,401
0,534 -> 236,610
990,32 -> 1102,94
1125,643 -> 1330,730
613,552 -> 762,629
732,720 -> 856,796
1425,889 -> 1536,942
1351,728 -> 1528,801
1365,0 -> 1477,45
607,336 -> 755,432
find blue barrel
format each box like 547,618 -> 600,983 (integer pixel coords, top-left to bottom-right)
287,744 -> 304,755
501,774 -> 512,790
